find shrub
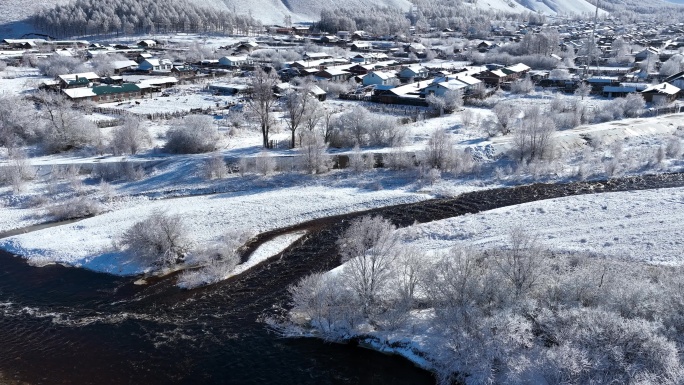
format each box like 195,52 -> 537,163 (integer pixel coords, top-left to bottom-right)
119,210 -> 190,267
298,130 -> 330,174
177,229 -> 254,289
348,145 -> 374,172
45,197 -> 102,220
255,151 -> 277,175
165,115 -> 220,154
204,153 -> 229,180
92,161 -> 145,182
111,116 -> 151,155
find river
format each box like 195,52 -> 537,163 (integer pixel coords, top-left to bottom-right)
2,172 -> 684,384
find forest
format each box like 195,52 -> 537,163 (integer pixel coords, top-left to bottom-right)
31,0 -> 262,38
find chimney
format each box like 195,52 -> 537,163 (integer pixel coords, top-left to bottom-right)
75,75 -> 79,81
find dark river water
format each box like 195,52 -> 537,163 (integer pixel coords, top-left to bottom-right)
3,173 -> 684,385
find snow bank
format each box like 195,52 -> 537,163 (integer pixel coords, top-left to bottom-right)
0,186 -> 427,275
401,186 -> 684,265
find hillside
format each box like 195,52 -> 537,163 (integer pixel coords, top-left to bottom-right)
464,0 -> 604,16
0,0 -> 681,37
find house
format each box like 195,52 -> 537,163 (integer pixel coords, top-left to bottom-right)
138,58 -> 173,71
362,71 -> 398,86
136,53 -> 153,63
171,66 -> 199,79
236,41 -> 259,53
102,76 -> 124,85
351,42 -> 372,52
57,72 -> 101,88
634,47 -> 660,62
315,68 -> 352,82
398,66 -> 429,81
62,83 -> 142,103
432,73 -> 482,93
289,59 -> 326,70
275,83 -> 327,101
404,43 -> 426,54
111,60 -> 139,74
641,82 -> 681,104
138,40 -> 157,48
423,80 -> 467,97
2,39 -> 45,49
602,85 -> 638,98
137,77 -> 179,94
663,70 -> 684,90
218,56 -> 253,67
474,69 -> 509,87
587,76 -> 620,92
501,63 -> 531,79
207,83 -> 250,95
348,64 -> 376,75
477,41 -> 497,52
320,35 -> 340,44
303,52 -> 332,61
352,31 -> 371,40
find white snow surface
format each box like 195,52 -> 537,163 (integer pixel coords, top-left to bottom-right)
0,185 -> 427,275
231,230 -> 306,276
400,186 -> 684,265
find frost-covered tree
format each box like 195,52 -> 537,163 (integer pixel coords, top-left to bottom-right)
247,68 -> 280,148
111,116 -> 151,155
512,106 -> 556,163
35,90 -> 100,153
337,215 -> 399,316
0,95 -> 36,147
165,115 -> 220,154
119,210 -> 190,267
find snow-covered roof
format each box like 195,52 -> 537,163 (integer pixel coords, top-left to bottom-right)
62,88 -> 96,99
58,72 -> 100,82
111,60 -> 138,70
505,63 -> 531,73
220,56 -> 250,62
320,68 -> 350,76
430,80 -> 468,91
304,52 -> 331,59
642,82 -> 680,95
368,71 -> 397,80
138,77 -> 178,86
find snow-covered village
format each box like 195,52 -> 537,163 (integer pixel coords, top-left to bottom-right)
2,0 -> 684,384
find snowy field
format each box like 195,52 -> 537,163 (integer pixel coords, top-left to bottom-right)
401,186 -> 684,265
99,89 -> 239,115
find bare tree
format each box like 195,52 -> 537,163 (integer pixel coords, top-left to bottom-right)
492,228 -> 545,298
574,82 -> 591,100
1,149 -> 35,194
512,106 -> 556,163
282,85 -> 315,148
299,130 -> 329,174
423,128 -> 456,170
246,67 -> 280,148
337,215 -> 399,316
492,101 -> 519,135
111,116 -> 151,155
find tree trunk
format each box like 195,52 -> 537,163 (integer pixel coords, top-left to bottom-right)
262,123 -> 269,148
